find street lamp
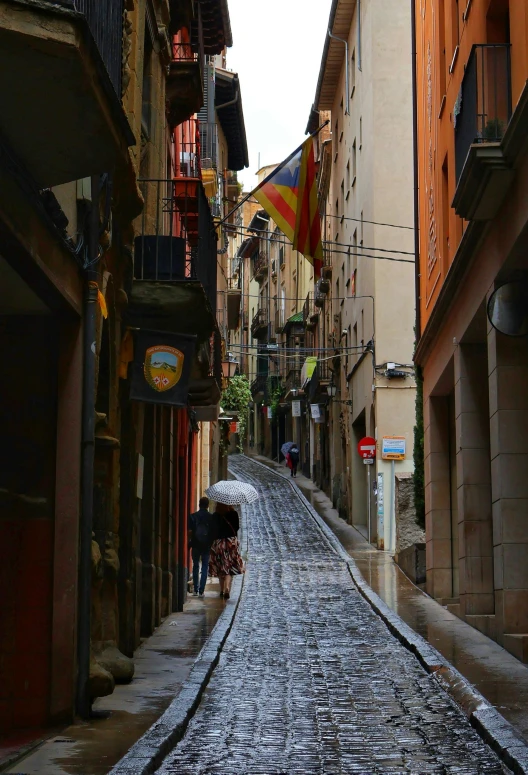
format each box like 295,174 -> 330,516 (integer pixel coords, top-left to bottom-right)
221,352 -> 239,380
327,381 -> 337,398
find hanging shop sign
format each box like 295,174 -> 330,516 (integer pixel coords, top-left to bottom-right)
292,400 -> 301,417
381,436 -> 406,460
310,404 -> 321,420
130,329 -> 196,407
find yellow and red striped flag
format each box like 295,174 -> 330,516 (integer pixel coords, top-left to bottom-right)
253,136 -> 323,275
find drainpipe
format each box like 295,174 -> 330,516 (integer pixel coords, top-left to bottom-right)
216,85 -> 239,111
76,175 -> 100,718
411,0 -> 421,342
328,28 -> 350,115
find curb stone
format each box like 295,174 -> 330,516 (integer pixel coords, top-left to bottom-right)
109,493 -> 247,775
245,454 -> 528,775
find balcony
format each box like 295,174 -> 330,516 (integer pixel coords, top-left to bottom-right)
251,307 -> 269,338
303,293 -> 319,331
453,44 -> 513,221
284,369 -> 302,398
200,122 -> 219,171
251,375 -> 267,400
226,277 -> 241,331
167,42 -> 204,128
322,246 -> 333,278
0,0 -> 133,187
252,251 -> 269,280
127,178 -> 217,345
275,309 -> 286,334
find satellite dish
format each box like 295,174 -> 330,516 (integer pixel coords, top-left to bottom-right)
487,281 -> 528,337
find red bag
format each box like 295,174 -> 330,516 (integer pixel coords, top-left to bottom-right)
286,452 -> 293,470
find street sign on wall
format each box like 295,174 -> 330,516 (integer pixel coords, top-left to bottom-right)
381,436 -> 406,460
357,436 -> 376,459
310,404 -> 321,420
292,400 -> 301,417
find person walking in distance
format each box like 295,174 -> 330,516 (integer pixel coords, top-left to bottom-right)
289,444 -> 300,477
209,501 -> 244,600
188,497 -> 214,597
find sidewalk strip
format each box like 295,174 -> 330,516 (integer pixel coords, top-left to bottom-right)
246,454 -> 528,775
109,492 -> 247,775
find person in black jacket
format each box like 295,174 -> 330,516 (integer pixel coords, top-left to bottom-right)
188,496 -> 214,597
209,501 -> 244,600
289,444 -> 300,477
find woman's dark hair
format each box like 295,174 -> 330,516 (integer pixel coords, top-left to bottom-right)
199,496 -> 210,508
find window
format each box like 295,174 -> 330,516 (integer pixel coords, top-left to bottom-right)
351,49 -> 356,96
360,211 -> 364,245
346,161 -> 350,193
352,140 -> 357,185
340,179 -> 345,214
359,117 -> 362,149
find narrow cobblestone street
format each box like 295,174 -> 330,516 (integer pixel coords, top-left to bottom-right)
155,456 -> 506,775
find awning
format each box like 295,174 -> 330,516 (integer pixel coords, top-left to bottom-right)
237,235 -> 259,259
248,209 -> 270,233
215,69 -> 249,171
301,357 -> 317,388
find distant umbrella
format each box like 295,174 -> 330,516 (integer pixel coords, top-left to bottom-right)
281,441 -> 294,457
205,480 -> 259,506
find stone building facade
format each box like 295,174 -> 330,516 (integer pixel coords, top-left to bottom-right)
306,0 -> 419,551
0,0 -> 246,744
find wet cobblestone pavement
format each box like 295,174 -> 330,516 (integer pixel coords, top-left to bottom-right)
157,456 -> 506,775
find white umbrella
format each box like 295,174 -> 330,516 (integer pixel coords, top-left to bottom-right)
205,480 -> 259,506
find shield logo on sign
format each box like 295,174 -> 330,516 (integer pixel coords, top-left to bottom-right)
144,345 -> 184,393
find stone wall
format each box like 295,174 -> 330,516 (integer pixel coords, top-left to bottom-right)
395,472 -> 425,553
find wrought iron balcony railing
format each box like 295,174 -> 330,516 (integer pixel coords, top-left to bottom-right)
199,122 -> 218,170
134,178 -> 217,312
251,374 -> 267,398
172,41 -> 199,62
251,307 -> 269,337
252,251 -> 269,280
285,368 -> 301,394
455,44 -> 512,182
76,0 -> 123,94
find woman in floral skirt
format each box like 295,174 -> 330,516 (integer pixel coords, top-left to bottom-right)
209,501 -> 244,600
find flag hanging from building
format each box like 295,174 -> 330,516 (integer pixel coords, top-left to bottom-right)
253,136 -> 323,275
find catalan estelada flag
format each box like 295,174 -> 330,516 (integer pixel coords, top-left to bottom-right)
253,136 -> 323,275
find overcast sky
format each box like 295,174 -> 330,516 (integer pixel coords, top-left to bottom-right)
226,0 -> 333,191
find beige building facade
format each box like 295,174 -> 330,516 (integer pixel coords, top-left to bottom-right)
309,0 -> 420,551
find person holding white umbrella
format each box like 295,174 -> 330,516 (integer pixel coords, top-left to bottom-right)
205,480 -> 258,600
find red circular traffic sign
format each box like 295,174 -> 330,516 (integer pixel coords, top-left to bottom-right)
357,436 -> 376,459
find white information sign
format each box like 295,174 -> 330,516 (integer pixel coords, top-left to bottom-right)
382,436 -> 406,460
310,404 -> 321,420
267,406 -> 273,419
292,400 -> 301,417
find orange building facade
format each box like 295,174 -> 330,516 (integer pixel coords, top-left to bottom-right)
415,0 -> 528,661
